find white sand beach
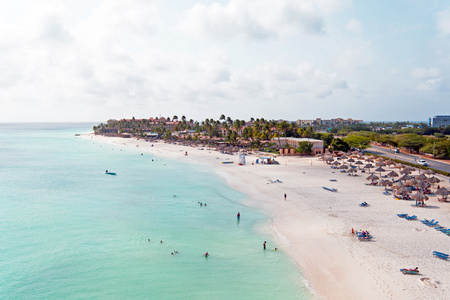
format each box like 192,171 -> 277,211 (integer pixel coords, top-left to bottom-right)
86,134 -> 450,300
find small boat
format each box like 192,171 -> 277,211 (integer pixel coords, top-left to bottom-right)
222,161 -> 234,164
105,170 -> 117,175
322,187 -> 337,192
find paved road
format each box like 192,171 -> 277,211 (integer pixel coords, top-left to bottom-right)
367,145 -> 450,174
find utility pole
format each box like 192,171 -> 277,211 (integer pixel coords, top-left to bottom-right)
433,140 -> 436,159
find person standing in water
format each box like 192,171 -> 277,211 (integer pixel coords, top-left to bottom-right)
263,241 -> 266,250
237,212 -> 240,219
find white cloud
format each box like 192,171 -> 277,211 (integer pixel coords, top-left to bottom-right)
436,8 -> 450,36
334,45 -> 372,73
416,78 -> 442,91
411,67 -> 442,91
177,0 -> 349,40
345,19 -> 362,34
411,67 -> 440,79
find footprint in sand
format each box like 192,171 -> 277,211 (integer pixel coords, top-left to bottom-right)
420,277 -> 438,288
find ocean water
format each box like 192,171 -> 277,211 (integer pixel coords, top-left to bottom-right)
0,123 -> 313,300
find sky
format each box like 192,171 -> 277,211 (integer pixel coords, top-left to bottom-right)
0,0 -> 450,123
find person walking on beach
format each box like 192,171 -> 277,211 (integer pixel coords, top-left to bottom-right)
263,241 -> 266,250
284,193 -> 287,201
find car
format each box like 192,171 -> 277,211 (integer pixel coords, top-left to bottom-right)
418,159 -> 428,166
394,148 -> 399,153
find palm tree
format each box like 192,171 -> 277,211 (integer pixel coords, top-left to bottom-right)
220,114 -> 226,121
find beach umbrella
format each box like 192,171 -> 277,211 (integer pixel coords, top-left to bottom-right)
347,168 -> 357,175
385,159 -> 395,166
397,187 -> 411,195
394,163 -> 404,169
380,179 -> 393,186
400,169 -> 411,175
379,179 -> 393,191
376,162 -> 386,167
364,164 -> 374,172
423,169 -> 435,176
411,192 -> 429,206
332,161 -> 341,166
366,174 -> 379,183
416,180 -> 431,190
398,174 -> 411,181
435,187 -> 450,201
427,176 -> 440,185
406,179 -> 418,187
354,160 -> 364,169
386,171 -> 399,178
393,182 -> 405,189
339,164 -> 349,169
375,167 -> 386,177
415,173 -> 428,181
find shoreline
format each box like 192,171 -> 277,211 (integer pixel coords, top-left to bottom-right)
84,134 -> 450,300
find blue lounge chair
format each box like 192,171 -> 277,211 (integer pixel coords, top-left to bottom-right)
437,228 -> 449,233
405,215 -> 417,220
427,221 -> 439,227
397,213 -> 408,218
421,219 -> 434,224
359,202 -> 369,207
432,251 -> 449,260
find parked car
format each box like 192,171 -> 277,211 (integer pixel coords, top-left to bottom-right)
394,148 -> 399,153
418,159 -> 428,166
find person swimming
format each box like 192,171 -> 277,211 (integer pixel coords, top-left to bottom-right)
203,252 -> 209,257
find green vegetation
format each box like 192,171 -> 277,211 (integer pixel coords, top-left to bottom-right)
93,117 -> 450,160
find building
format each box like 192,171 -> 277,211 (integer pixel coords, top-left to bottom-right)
296,118 -> 363,127
430,115 -> 450,127
271,137 -> 324,155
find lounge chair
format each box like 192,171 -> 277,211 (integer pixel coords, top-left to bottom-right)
421,219 -> 433,224
405,215 -> 417,220
432,251 -> 449,260
397,213 -> 408,218
400,268 -> 419,275
427,221 -> 439,227
359,202 -> 369,207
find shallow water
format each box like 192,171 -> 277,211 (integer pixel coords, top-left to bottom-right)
0,123 -> 314,299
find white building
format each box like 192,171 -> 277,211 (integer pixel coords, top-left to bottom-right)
271,137 -> 324,155
430,115 -> 450,127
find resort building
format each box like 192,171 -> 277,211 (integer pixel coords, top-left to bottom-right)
296,118 -> 363,127
271,137 -> 324,155
429,115 -> 450,127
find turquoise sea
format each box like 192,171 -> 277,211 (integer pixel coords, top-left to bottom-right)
0,123 -> 313,300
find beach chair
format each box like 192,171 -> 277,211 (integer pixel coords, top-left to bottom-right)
400,268 -> 419,275
359,202 -> 369,207
397,213 -> 408,218
427,221 -> 439,227
421,219 -> 432,224
405,215 -> 417,220
432,251 -> 449,260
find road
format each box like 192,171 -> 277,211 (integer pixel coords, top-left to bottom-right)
367,145 -> 450,174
